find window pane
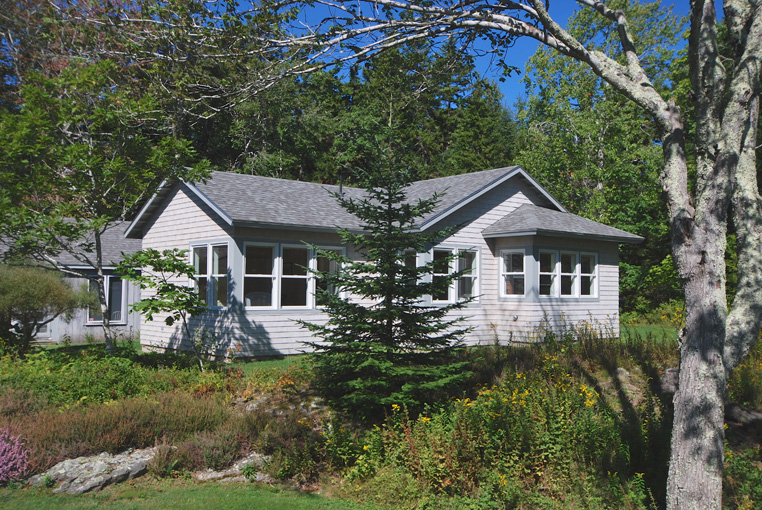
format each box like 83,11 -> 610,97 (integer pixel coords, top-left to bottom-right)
88,280 -> 103,322
244,277 -> 272,306
213,276 -> 228,307
433,250 -> 450,274
561,275 -> 574,295
109,278 -> 123,321
458,277 -> 475,299
193,247 -> 208,275
505,275 -> 525,295
458,251 -> 476,273
561,253 -> 576,273
581,255 -> 594,274
196,277 -> 208,305
212,245 -> 227,275
581,276 -> 593,296
283,247 -> 309,276
433,275 -> 449,301
540,274 -> 554,296
317,250 -> 341,273
540,252 -> 555,273
246,246 -> 273,275
504,253 -> 523,272
281,278 -> 308,306
404,250 -> 417,268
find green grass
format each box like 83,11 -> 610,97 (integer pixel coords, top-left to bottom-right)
0,481 -> 379,510
620,322 -> 678,342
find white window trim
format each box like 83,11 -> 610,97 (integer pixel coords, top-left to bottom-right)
430,246 -> 479,304
87,276 -> 127,325
499,249 -> 526,298
538,249 -> 599,299
191,242 -> 229,309
244,242 -> 345,311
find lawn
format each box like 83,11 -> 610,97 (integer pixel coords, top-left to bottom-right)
0,480 -> 378,510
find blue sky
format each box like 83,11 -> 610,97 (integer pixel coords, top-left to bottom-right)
296,2 -> 700,109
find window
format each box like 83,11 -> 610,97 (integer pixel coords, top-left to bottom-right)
316,249 -> 341,306
88,276 -> 125,323
560,252 -> 577,296
580,253 -> 597,296
432,249 -> 451,302
281,246 -> 309,307
244,243 -> 342,309
244,245 -> 274,307
431,247 -> 478,303
538,250 -> 597,298
193,244 -> 228,307
458,251 -> 477,299
500,250 -> 525,296
539,251 -> 557,296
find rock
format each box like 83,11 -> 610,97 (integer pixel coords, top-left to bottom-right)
658,368 -> 680,395
29,447 -> 156,494
614,368 -> 630,379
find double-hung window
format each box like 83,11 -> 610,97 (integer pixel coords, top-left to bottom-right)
431,247 -> 478,303
500,250 -> 525,297
281,246 -> 310,307
88,276 -> 126,323
538,250 -> 597,298
193,244 -> 228,307
244,245 -> 275,307
316,249 -> 342,306
539,251 -> 557,296
244,244 -> 342,309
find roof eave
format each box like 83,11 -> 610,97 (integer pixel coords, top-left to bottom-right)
483,229 -> 644,244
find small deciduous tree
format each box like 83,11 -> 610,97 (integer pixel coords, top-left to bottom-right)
300,169 -> 472,419
117,249 -> 211,372
0,264 -> 92,357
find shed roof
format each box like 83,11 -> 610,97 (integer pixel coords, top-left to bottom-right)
482,203 -> 643,244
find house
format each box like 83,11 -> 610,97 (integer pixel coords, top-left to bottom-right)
125,166 -> 642,357
1,222 -> 143,344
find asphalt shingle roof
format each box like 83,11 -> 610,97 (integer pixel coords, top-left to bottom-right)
52,222 -> 142,267
482,203 -> 643,243
191,166 -> 553,231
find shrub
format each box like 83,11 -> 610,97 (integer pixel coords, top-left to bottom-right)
0,428 -> 29,484
1,391 -> 231,474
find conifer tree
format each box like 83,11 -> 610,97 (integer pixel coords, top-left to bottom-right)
301,169 -> 472,419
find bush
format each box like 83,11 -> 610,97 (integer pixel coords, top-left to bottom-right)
1,391 -> 231,474
0,428 -> 29,484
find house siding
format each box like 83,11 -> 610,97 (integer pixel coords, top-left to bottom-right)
138,185 -> 236,353
39,274 -> 141,344
138,175 -> 627,357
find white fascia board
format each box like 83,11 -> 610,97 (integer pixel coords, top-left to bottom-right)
183,182 -> 234,227
124,179 -> 168,239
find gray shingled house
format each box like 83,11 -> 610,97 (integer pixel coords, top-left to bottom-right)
125,166 -> 642,357
5,222 -> 143,344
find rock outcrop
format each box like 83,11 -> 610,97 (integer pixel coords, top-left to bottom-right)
28,448 -> 155,494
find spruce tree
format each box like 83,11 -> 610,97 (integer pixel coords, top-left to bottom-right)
300,169 -> 472,419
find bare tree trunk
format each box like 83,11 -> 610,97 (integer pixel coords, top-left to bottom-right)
94,229 -> 114,355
